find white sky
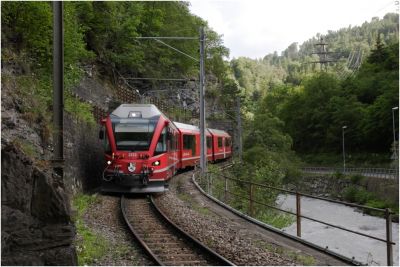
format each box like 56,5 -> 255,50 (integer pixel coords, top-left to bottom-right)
189,0 -> 398,59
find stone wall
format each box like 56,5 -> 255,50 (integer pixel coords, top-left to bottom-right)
292,175 -> 352,198
293,174 -> 399,204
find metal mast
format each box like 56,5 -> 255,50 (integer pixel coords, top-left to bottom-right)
53,1 -> 64,176
311,37 -> 337,71
199,27 -> 207,174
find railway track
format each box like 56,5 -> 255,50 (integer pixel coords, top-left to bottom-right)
121,195 -> 234,266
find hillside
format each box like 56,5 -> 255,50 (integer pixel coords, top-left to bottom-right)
230,14 -> 399,167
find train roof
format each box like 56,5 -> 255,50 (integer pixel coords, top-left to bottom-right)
174,122 -> 229,137
173,122 -> 199,132
208,128 -> 230,137
111,104 -> 163,119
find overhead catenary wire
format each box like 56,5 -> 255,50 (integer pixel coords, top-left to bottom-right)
154,38 -> 199,62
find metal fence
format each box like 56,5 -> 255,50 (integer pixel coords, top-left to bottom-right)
302,167 -> 399,180
197,171 -> 396,266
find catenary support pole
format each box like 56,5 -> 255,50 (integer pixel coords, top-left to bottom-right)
236,97 -> 243,162
199,27 -> 207,175
53,1 -> 64,176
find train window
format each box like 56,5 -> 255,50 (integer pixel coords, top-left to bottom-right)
207,136 -> 212,149
103,129 -> 111,154
183,135 -> 196,155
155,128 -> 167,155
225,138 -> 230,147
169,129 -> 176,151
113,121 -> 156,151
218,137 -> 223,148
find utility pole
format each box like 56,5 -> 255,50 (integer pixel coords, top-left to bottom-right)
53,1 -> 64,176
236,97 -> 243,162
392,107 -> 399,160
129,33 -> 206,173
199,27 -> 207,174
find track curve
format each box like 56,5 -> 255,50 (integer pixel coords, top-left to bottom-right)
121,195 -> 234,266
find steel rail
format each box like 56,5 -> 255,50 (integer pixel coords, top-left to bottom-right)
149,196 -> 235,266
121,195 -> 234,266
121,195 -> 163,265
192,173 -> 362,266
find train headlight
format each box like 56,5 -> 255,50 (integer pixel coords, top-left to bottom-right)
107,160 -> 112,165
152,160 -> 160,166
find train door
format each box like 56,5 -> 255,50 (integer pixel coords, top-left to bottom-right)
167,127 -> 178,175
183,134 -> 196,167
206,135 -> 212,162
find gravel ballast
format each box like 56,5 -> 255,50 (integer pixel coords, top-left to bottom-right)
154,171 -> 299,266
77,194 -> 153,266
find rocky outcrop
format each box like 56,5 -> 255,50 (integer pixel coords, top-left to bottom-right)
1,142 -> 76,265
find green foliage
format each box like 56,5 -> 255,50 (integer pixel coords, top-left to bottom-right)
258,210 -> 295,229
72,194 -> 109,265
2,2 -> 52,69
343,186 -> 373,203
72,193 -> 100,218
350,174 -> 365,185
75,220 -> 109,266
73,1 -> 227,80
269,39 -> 398,158
342,186 -> 398,215
12,138 -> 39,159
255,240 -> 315,265
229,14 -> 398,166
65,93 -> 96,125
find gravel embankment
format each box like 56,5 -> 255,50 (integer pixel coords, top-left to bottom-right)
154,172 -> 297,266
78,194 -> 153,266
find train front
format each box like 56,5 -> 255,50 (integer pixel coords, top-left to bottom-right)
99,104 -> 170,193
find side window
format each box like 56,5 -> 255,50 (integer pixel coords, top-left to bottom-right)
169,129 -> 176,151
103,127 -> 111,154
183,135 -> 196,155
207,136 -> 212,149
155,128 -> 167,155
218,137 -> 223,148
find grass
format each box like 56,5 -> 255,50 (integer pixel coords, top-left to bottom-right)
75,220 -> 109,265
258,211 -> 295,229
73,193 -> 101,218
12,138 -> 39,159
72,193 -> 110,265
343,186 -> 399,217
254,240 -> 316,265
177,192 -> 213,216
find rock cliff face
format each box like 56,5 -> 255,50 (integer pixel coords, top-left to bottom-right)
1,64 -> 79,265
1,143 -> 76,265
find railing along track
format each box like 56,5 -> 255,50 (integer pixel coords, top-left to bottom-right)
193,167 -> 363,266
121,195 -> 234,266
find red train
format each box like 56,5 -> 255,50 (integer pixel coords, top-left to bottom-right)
99,104 -> 232,193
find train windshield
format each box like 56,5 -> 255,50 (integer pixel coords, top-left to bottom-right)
113,120 -> 157,151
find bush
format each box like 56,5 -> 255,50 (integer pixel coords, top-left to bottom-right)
343,186 -> 358,202
343,185 -> 374,203
350,174 -> 365,185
